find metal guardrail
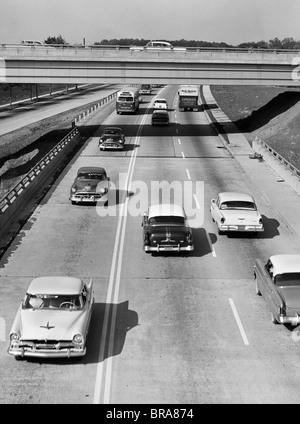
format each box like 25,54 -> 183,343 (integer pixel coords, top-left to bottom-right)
255,137 -> 300,179
75,91 -> 118,124
1,44 -> 300,55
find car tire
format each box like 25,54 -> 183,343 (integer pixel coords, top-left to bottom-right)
15,355 -> 25,361
271,312 -> 279,324
218,228 -> 224,235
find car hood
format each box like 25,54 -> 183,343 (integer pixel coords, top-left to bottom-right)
278,287 -> 300,309
221,209 -> 261,223
73,180 -> 103,192
19,309 -> 85,340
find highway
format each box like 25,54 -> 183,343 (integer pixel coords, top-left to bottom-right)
1,85 -> 300,404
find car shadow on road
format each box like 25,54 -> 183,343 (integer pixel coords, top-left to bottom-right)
85,301 -> 139,364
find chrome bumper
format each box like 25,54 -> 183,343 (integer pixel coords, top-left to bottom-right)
8,346 -> 86,358
145,244 -> 194,252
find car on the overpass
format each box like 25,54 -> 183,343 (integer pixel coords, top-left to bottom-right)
142,203 -> 194,253
254,254 -> 300,325
210,192 -> 264,235
130,41 -> 186,52
8,276 -> 94,359
98,126 -> 125,151
153,98 -> 168,110
69,166 -> 110,204
151,110 -> 169,126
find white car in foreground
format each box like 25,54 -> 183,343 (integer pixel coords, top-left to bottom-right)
153,98 -> 168,110
210,192 -> 264,235
8,276 -> 94,359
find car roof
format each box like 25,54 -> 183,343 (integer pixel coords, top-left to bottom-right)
148,203 -> 185,218
270,255 -> 300,276
218,192 -> 255,203
77,166 -> 106,174
27,276 -> 84,295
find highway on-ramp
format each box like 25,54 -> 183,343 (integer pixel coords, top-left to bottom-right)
1,85 -> 300,404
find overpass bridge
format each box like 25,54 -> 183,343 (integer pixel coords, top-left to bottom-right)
1,44 -> 300,86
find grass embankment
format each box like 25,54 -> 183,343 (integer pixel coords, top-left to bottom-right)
211,85 -> 300,170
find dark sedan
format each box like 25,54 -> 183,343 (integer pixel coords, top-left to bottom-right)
69,166 -> 109,204
98,127 -> 125,150
142,203 -> 194,253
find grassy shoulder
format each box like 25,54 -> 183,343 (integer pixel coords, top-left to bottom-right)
210,85 -> 300,170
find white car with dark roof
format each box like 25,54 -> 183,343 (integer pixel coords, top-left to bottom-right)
8,276 -> 94,359
210,192 -> 264,235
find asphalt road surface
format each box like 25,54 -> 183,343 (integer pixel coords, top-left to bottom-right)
1,85 -> 300,404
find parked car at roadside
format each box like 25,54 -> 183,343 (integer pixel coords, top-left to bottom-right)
210,192 -> 264,235
142,203 -> 194,253
254,254 -> 300,325
98,126 -> 125,151
8,276 -> 94,359
69,166 -> 109,204
151,110 -> 169,126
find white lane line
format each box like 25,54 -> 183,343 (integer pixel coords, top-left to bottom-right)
93,105 -> 149,405
228,298 -> 250,346
186,169 -> 191,180
193,194 -> 200,209
181,151 -> 185,159
206,233 -> 217,258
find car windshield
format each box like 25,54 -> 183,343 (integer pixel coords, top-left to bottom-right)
149,216 -> 185,225
118,96 -> 133,102
274,273 -> 300,287
220,201 -> 256,210
77,173 -> 103,180
23,294 -> 83,310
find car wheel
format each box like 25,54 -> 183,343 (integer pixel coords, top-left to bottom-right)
71,201 -> 76,205
15,355 -> 25,361
218,228 -> 224,235
255,278 -> 261,296
271,312 -> 279,324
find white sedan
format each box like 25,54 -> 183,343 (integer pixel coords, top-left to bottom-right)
8,276 -> 94,359
152,98 -> 168,110
210,192 -> 264,234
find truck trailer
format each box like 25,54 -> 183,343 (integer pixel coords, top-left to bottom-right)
178,85 -> 200,111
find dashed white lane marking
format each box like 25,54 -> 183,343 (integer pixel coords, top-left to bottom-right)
178,139 -> 181,145
193,194 -> 200,209
228,298 -> 250,346
186,169 -> 191,180
181,151 -> 185,159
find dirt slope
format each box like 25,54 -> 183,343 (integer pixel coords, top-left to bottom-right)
211,86 -> 300,169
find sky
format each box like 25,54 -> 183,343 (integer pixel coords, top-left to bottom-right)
1,0 -> 300,46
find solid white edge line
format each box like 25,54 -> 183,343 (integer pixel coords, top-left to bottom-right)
228,298 -> 250,346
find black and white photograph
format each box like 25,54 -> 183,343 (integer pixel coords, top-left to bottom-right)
1,0 -> 300,406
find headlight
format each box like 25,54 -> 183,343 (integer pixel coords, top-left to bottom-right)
220,217 -> 225,224
10,333 -> 20,342
71,187 -> 76,193
73,334 -> 83,345
100,188 -> 107,194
